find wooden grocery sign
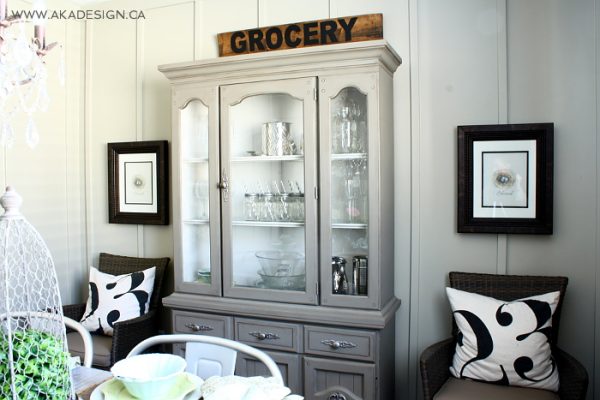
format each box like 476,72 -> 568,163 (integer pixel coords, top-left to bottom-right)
217,14 -> 383,57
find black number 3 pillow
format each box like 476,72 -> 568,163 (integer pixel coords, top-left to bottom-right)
446,287 -> 560,391
80,266 -> 156,336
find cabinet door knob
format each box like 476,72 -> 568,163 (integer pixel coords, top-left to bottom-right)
185,323 -> 213,332
321,339 -> 357,349
218,181 -> 228,190
249,331 -> 280,341
328,393 -> 347,400
219,169 -> 229,202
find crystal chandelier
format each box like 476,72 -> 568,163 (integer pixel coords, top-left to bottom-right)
0,0 -> 62,148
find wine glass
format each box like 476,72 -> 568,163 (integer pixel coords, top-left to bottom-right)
350,101 -> 364,153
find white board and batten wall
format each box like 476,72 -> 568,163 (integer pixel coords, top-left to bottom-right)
4,0 -> 600,398
0,0 -> 86,307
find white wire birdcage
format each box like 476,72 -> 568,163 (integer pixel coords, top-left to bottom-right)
0,187 -> 74,399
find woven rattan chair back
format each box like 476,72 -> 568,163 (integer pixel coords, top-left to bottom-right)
448,271 -> 568,345
98,252 -> 170,311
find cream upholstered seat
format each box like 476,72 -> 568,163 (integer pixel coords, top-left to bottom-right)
67,330 -> 110,367
434,377 -> 559,400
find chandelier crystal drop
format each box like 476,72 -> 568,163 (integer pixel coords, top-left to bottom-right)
0,0 -> 61,148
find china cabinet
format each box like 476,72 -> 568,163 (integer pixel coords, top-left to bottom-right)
160,40 -> 401,400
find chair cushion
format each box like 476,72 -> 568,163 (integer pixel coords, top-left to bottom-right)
67,331 -> 113,368
80,266 -> 156,335
446,287 -> 560,391
434,377 -> 559,400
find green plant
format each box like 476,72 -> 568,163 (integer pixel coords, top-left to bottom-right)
0,329 -> 71,399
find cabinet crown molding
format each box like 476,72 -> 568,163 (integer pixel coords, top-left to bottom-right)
159,40 -> 401,83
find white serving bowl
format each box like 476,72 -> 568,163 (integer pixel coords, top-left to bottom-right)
111,353 -> 187,399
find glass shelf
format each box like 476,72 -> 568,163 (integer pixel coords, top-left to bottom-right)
235,282 -> 305,292
331,153 -> 367,161
232,155 -> 304,162
232,220 -> 304,228
183,219 -> 210,225
332,223 -> 368,230
183,157 -> 209,163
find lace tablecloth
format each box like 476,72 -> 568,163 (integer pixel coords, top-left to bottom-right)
200,376 -> 303,400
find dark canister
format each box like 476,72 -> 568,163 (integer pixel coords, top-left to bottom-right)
331,256 -> 348,294
352,255 -> 368,295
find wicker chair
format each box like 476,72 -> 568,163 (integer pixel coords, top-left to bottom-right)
63,252 -> 170,369
420,271 -> 588,400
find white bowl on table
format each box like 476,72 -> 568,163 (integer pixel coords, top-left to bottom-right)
110,353 -> 187,399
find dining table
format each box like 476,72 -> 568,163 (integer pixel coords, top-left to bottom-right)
72,366 -> 113,400
71,366 -> 303,400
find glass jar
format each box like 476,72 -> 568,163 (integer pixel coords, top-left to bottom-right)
288,192 -> 304,222
278,193 -> 290,221
262,193 -> 275,221
244,193 -> 259,221
255,193 -> 265,221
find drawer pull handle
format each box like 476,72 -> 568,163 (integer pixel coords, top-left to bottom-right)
185,323 -> 214,332
328,393 -> 347,400
321,339 -> 357,349
249,331 -> 280,341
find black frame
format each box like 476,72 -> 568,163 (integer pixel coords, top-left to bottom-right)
108,140 -> 169,225
457,123 -> 553,234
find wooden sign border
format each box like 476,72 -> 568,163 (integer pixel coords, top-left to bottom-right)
217,13 -> 383,57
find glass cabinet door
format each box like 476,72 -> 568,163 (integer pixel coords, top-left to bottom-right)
220,78 -> 318,304
173,85 -> 221,295
319,74 -> 379,309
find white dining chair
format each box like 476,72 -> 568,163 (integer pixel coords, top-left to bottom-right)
63,315 -> 94,368
127,334 -> 283,384
184,341 -> 237,379
0,311 -> 94,368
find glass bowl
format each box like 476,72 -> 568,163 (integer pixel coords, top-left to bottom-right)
196,270 -> 211,284
255,250 -> 304,276
258,272 -> 306,291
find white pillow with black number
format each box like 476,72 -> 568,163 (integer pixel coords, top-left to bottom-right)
80,266 -> 156,336
446,287 -> 560,391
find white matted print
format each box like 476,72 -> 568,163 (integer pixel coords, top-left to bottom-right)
473,140 -> 536,219
482,151 -> 528,207
119,153 -> 158,213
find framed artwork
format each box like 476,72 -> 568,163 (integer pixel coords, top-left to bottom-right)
457,123 -> 553,234
108,140 -> 169,225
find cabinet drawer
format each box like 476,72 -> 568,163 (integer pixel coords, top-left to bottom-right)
304,325 -> 376,362
236,350 -> 302,395
173,310 -> 233,339
304,356 -> 376,400
235,317 -> 302,353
